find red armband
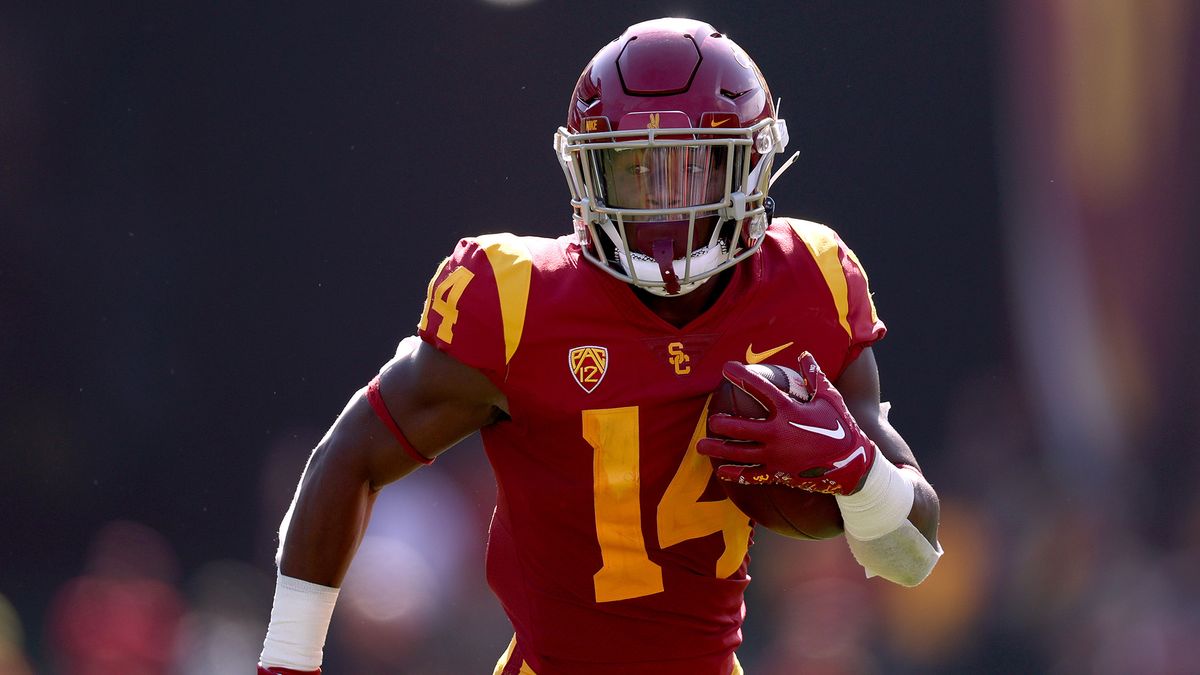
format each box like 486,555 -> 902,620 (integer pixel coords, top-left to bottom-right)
259,666 -> 320,675
366,375 -> 433,465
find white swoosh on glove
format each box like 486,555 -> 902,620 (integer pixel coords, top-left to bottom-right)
787,419 -> 846,440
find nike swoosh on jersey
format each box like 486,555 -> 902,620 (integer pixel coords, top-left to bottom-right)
745,341 -> 794,364
787,419 -> 846,440
832,445 -> 867,469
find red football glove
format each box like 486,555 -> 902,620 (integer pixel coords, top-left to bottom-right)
259,666 -> 320,675
697,352 -> 876,495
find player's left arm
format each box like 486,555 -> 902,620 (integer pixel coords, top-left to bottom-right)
834,346 -> 943,586
835,347 -> 939,544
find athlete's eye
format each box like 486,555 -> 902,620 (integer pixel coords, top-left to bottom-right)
685,163 -> 705,175
629,164 -> 650,176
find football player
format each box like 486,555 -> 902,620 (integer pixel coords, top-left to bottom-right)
259,17 -> 941,675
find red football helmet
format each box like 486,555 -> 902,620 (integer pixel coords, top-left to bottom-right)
554,18 -> 789,296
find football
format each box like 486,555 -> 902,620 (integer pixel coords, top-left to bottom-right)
707,363 -> 844,540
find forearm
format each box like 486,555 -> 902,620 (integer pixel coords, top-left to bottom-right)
263,411 -> 382,671
279,436 -> 380,587
862,423 -> 939,543
836,396 -> 942,586
906,468 -> 940,544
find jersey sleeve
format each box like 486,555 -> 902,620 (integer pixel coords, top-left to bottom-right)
788,220 -> 887,363
416,234 -> 534,388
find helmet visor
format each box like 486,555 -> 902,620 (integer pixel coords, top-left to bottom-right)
589,145 -> 729,219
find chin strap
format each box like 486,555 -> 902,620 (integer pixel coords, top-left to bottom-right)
596,220 -> 728,296
651,239 -> 682,295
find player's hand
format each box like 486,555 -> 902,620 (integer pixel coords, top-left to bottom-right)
258,665 -> 321,675
697,352 -> 876,495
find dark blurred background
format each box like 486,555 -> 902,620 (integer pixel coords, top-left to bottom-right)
2,1 -> 1197,673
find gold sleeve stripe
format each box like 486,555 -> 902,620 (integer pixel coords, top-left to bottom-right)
417,255 -> 451,332
790,220 -> 853,341
842,245 -> 879,324
477,234 -> 533,366
492,635 -> 538,675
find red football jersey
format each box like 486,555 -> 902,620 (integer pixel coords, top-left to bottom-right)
416,218 -> 885,675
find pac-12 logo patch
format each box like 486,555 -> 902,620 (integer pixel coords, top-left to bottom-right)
569,345 -> 608,393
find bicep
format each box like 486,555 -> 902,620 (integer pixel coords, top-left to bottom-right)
311,335 -> 506,489
360,336 -> 508,488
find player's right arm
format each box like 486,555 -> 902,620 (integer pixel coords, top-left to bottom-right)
278,335 -> 506,584
261,235 -> 525,673
259,336 -> 506,673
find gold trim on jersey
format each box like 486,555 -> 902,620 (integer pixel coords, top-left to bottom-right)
841,244 -> 880,325
493,635 -> 538,674
790,220 -> 854,341
493,635 -> 744,675
477,234 -> 533,366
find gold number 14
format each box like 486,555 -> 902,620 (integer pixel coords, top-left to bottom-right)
583,403 -> 752,603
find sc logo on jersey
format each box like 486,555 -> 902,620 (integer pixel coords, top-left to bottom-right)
569,345 -> 609,393
667,341 -> 691,375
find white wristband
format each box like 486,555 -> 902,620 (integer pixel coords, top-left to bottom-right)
835,448 -> 916,541
260,573 -> 340,670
